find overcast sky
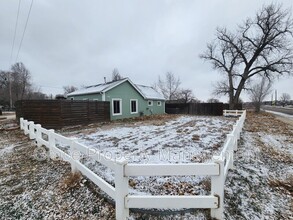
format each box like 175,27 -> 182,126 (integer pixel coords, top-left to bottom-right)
1,0 -> 292,102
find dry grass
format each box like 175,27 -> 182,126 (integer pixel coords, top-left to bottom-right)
116,113 -> 179,123
254,136 -> 293,164
198,179 -> 211,192
246,111 -> 293,136
60,172 -> 82,191
191,134 -> 200,141
162,181 -> 198,195
191,152 -> 210,163
269,175 -> 293,196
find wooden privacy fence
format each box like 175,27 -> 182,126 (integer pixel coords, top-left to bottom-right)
19,110 -> 246,220
15,100 -> 110,129
165,103 -> 224,116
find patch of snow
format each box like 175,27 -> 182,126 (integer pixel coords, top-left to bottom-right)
136,84 -> 165,100
225,131 -> 292,219
67,79 -> 123,96
67,115 -> 235,196
0,145 -> 15,157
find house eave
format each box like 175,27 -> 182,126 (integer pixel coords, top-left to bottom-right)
67,91 -> 102,97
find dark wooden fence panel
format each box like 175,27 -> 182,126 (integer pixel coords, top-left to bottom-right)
15,100 -> 110,129
166,103 -> 224,116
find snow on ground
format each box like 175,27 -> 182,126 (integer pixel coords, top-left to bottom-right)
1,112 -> 292,219
73,115 -> 235,164
0,144 -> 15,157
64,115 -> 236,197
224,112 -> 293,220
0,119 -> 116,219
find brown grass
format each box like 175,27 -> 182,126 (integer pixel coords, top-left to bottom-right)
269,175 -> 293,196
60,172 -> 82,191
246,111 -> 293,136
255,137 -> 293,164
192,134 -> 200,141
199,179 -> 211,192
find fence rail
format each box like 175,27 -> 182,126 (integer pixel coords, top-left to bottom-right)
19,109 -> 246,220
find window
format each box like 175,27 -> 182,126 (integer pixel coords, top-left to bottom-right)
130,99 -> 138,114
157,101 -> 161,106
148,100 -> 153,106
93,99 -> 99,101
83,98 -> 89,101
70,97 -> 74,100
112,99 -> 122,115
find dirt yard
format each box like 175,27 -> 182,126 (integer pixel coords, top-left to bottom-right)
0,112 -> 292,219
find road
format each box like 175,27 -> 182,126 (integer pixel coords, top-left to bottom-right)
261,105 -> 293,129
261,105 -> 293,115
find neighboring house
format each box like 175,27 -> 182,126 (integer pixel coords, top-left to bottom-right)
67,78 -> 165,120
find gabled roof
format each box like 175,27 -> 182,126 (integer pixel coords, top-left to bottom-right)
136,84 -> 165,100
67,78 -> 165,100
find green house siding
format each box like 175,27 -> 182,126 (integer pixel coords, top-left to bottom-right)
68,81 -> 165,120
105,81 -> 165,120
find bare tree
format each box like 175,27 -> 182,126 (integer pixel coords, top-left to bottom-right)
175,89 -> 195,103
200,4 -> 293,109
112,68 -> 123,81
11,62 -> 32,100
207,98 -> 221,103
279,93 -> 291,106
156,72 -> 181,100
0,71 -> 9,107
63,85 -> 78,95
0,63 -> 46,107
249,76 -> 272,112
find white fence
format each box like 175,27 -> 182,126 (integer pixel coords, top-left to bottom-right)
19,110 -> 246,220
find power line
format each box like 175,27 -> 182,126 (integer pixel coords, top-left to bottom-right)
15,0 -> 34,63
9,0 -> 21,67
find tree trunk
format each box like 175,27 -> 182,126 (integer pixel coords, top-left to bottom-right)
255,102 -> 261,112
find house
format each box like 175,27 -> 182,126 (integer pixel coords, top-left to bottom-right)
67,78 -> 165,120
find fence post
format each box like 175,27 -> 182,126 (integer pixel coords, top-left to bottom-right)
24,120 -> 29,135
20,118 -> 24,130
227,134 -> 235,169
223,109 -> 226,116
115,158 -> 129,220
35,124 -> 42,147
235,123 -> 241,140
70,141 -> 80,173
211,156 -> 225,220
48,129 -> 57,160
29,121 -> 36,140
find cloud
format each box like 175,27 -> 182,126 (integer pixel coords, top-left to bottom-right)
0,0 -> 292,101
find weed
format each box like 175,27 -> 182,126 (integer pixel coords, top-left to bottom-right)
60,172 -> 82,191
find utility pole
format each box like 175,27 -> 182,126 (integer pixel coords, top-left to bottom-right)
9,72 -> 12,110
275,90 -> 277,106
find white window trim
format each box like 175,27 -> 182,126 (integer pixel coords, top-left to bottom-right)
112,98 -> 122,116
130,99 -> 138,114
157,101 -> 162,106
70,97 -> 74,100
148,100 -> 153,106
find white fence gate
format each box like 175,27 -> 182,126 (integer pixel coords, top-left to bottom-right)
19,110 -> 246,220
